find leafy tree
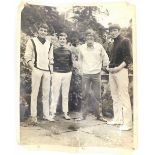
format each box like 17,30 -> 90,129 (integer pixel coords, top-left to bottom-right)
71,6 -> 107,44
20,4 -> 133,118
21,4 -> 61,35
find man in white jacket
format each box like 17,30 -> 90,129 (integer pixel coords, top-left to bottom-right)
24,23 -> 54,124
77,29 -> 109,121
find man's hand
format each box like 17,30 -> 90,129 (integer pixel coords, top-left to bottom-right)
75,64 -> 82,75
28,61 -> 34,70
77,67 -> 83,76
106,66 -> 109,72
49,65 -> 53,74
108,62 -> 126,74
102,66 -> 107,71
108,66 -> 121,73
102,66 -> 109,73
77,70 -> 83,76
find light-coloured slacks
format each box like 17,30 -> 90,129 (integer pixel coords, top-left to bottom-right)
109,68 -> 132,126
50,72 -> 72,115
31,68 -> 50,118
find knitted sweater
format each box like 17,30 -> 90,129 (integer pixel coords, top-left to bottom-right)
24,37 -> 53,71
53,46 -> 73,73
109,35 -> 132,68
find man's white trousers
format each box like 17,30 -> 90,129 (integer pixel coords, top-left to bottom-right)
109,68 -> 132,126
50,72 -> 72,115
31,68 -> 50,118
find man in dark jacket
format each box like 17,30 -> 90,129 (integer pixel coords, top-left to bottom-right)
107,24 -> 133,131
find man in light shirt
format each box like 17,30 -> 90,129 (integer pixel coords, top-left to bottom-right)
24,23 -> 54,124
77,29 -> 109,121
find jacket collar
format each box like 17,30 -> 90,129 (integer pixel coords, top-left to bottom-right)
114,35 -> 123,42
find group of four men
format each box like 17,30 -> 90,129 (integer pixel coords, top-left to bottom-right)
24,22 -> 132,131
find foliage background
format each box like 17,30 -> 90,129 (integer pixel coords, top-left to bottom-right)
20,4 -> 133,119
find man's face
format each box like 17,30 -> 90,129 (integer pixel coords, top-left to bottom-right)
51,35 -> 58,44
109,28 -> 120,39
59,36 -> 67,46
86,34 -> 94,45
38,27 -> 48,38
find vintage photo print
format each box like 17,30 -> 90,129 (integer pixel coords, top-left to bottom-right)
17,0 -> 136,152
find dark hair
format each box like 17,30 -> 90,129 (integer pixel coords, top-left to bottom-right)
38,23 -> 49,30
58,32 -> 68,39
109,24 -> 121,31
85,29 -> 95,37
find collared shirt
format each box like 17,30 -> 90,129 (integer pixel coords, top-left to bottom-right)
78,42 -> 109,74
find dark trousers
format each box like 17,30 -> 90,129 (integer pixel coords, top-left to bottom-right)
81,73 -> 103,118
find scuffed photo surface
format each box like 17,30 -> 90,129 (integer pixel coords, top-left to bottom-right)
18,1 -> 136,151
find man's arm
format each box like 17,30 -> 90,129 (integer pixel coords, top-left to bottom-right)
108,38 -> 132,74
108,61 -> 126,73
48,44 -> 54,74
101,45 -> 109,71
122,38 -> 132,66
49,44 -> 54,64
77,46 -> 83,75
24,39 -> 34,70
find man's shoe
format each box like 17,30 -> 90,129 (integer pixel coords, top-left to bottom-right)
75,117 -> 86,121
64,114 -> 71,120
50,114 -> 56,119
27,116 -> 38,125
107,120 -> 123,125
119,125 -> 132,131
43,116 -> 55,122
97,116 -> 107,122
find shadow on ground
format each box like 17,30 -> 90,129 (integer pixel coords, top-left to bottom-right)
20,112 -> 133,149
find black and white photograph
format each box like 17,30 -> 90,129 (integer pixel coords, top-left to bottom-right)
18,0 -> 136,151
